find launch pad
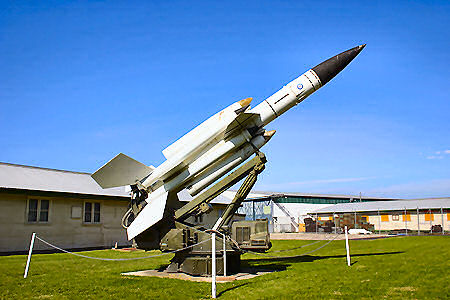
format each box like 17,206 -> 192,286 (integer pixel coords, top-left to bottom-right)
122,268 -> 275,282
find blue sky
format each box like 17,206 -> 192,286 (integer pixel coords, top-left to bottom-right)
1,1 -> 449,198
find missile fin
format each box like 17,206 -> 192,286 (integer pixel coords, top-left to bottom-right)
126,190 -> 169,240
224,112 -> 260,137
91,153 -> 154,189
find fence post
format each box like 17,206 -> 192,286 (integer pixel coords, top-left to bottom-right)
441,207 -> 444,235
24,232 -> 36,278
345,226 -> 351,266
334,211 -> 336,234
404,207 -> 408,235
429,209 -> 432,233
211,232 -> 216,298
417,207 -> 420,235
378,210 -> 381,235
315,213 -> 318,233
222,233 -> 227,277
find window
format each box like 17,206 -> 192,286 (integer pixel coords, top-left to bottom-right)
84,202 -> 101,223
392,214 -> 399,221
381,214 -> 389,222
27,199 -> 49,223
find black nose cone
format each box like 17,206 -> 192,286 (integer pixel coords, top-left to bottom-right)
312,44 -> 366,86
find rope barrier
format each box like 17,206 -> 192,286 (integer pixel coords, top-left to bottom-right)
267,240 -> 322,253
243,234 -> 340,258
35,235 -> 212,261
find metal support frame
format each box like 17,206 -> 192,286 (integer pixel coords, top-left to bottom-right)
207,153 -> 266,298
175,153 -> 266,221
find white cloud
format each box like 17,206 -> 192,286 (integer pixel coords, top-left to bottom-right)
425,150 -> 450,159
427,155 -> 444,160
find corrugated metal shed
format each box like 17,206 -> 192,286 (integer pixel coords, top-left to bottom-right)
0,162 -> 128,198
312,198 -> 450,214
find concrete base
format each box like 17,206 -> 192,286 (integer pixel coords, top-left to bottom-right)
122,268 -> 274,282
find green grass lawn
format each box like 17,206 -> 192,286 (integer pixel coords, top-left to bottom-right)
1,236 -> 449,299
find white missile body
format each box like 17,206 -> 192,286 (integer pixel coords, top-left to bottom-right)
250,69 -> 322,126
92,45 -> 365,240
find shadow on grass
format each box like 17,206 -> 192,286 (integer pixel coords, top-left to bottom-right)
243,251 -> 404,265
217,282 -> 250,297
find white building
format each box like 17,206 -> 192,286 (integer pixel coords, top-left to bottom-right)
0,162 -> 242,253
312,198 -> 450,233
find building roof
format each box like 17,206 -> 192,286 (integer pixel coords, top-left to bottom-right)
0,162 -> 129,198
312,198 -> 450,214
0,162 -> 235,204
247,191 -> 397,201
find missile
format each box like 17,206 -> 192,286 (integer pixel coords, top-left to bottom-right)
91,44 -> 365,240
249,44 -> 365,126
187,130 -> 276,196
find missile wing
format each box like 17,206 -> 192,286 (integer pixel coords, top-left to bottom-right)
91,153 -> 154,189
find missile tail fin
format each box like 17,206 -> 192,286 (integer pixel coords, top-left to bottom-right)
91,153 -> 154,189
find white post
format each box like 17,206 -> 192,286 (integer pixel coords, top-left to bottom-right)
429,209 -> 432,233
378,210 -> 381,234
333,211 -> 336,234
404,208 -> 408,235
211,232 -> 216,299
315,213 -> 318,233
441,207 -> 444,235
222,234 -> 227,277
24,232 -> 36,278
345,226 -> 351,267
417,207 -> 420,235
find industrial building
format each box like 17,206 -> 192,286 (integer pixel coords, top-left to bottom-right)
238,191 -> 398,232
0,162 -> 242,254
312,198 -> 450,233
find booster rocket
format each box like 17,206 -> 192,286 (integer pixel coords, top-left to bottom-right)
91,44 -> 365,240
